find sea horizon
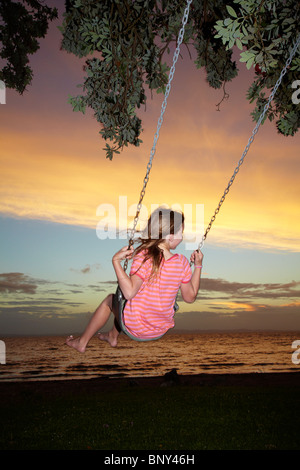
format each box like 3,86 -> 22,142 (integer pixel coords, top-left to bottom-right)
2,327 -> 300,337
1,330 -> 300,383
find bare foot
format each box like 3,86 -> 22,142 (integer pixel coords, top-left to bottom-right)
97,331 -> 118,348
65,335 -> 86,353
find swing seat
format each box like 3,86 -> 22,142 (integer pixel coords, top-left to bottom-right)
114,284 -> 178,342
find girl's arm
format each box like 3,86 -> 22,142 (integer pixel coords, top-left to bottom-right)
180,250 -> 203,303
112,246 -> 143,300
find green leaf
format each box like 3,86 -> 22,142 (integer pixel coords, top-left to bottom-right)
246,56 -> 255,69
236,38 -> 243,50
226,5 -> 237,18
240,51 -> 250,62
224,18 -> 232,26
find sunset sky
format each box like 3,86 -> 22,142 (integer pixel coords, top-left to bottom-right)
0,1 -> 299,336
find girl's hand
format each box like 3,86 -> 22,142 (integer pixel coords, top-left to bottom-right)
190,249 -> 203,267
112,245 -> 134,263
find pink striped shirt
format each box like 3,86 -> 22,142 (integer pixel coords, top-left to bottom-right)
123,251 -> 192,339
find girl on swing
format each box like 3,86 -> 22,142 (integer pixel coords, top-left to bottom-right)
66,207 -> 203,352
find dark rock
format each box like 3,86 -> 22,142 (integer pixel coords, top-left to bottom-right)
161,368 -> 181,386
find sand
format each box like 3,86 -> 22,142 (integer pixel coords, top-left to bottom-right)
1,370 -> 300,403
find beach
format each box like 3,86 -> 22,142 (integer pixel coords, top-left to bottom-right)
1,370 -> 300,451
1,370 -> 300,400
1,333 -> 300,450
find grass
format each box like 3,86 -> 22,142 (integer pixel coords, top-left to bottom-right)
1,383 -> 299,450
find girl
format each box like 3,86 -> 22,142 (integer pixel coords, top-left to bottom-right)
66,207 -> 203,352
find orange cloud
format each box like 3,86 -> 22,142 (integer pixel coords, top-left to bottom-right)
212,301 -> 257,312
1,55 -> 299,253
1,119 -> 299,253
279,301 -> 300,308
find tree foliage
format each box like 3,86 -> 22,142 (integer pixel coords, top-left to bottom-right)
0,0 -> 58,94
60,0 -> 299,159
60,0 -> 239,159
0,1 -> 299,159
215,0 -> 300,136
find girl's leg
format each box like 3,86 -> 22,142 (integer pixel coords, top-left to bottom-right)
97,296 -> 122,348
97,320 -> 120,348
66,294 -> 119,352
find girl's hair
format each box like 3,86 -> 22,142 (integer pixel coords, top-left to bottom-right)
133,207 -> 184,281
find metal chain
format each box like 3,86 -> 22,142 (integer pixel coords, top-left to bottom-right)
123,3 -> 299,259
124,0 -> 193,270
197,33 -> 300,251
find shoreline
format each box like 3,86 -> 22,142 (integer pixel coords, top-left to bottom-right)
1,370 -> 300,402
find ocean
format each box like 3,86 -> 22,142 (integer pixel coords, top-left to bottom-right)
0,331 -> 299,382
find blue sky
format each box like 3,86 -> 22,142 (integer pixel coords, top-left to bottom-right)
1,215 -> 299,335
